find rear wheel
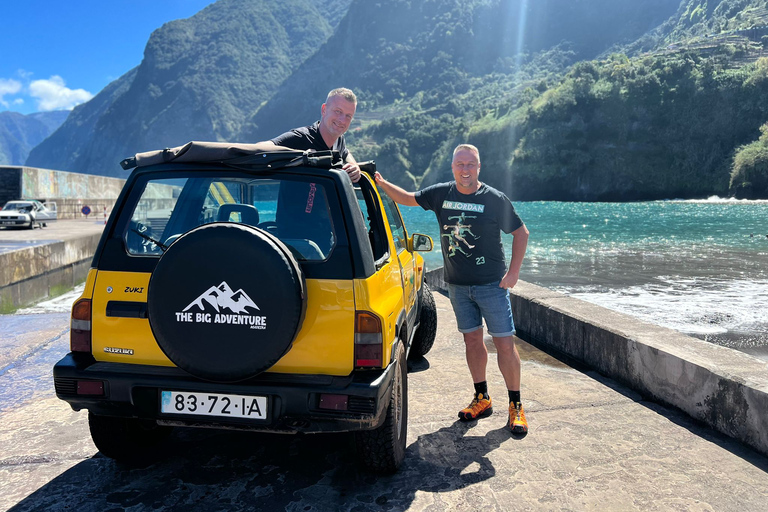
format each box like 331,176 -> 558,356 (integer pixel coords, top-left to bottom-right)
88,412 -> 172,463
355,343 -> 408,473
409,283 -> 437,359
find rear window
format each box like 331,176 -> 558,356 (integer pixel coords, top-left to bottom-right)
124,174 -> 338,262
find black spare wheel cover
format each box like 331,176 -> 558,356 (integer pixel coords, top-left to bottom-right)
148,223 -> 306,382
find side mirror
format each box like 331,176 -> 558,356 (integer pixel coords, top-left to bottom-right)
409,233 -> 433,252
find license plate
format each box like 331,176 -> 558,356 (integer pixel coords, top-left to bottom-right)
160,390 -> 268,419
1,221 -> 16,225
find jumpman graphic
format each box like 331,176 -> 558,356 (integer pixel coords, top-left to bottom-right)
443,212 -> 479,254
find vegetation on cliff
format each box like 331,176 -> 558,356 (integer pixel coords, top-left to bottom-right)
21,0 -> 768,200
347,0 -> 768,200
457,51 -> 768,200
731,119 -> 768,198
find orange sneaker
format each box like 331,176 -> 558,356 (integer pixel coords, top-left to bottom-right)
509,401 -> 528,434
458,393 -> 493,421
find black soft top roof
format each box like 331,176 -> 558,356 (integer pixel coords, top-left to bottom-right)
120,141 -> 341,171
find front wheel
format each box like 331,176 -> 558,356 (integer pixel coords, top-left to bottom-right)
88,412 -> 172,463
355,343 -> 408,473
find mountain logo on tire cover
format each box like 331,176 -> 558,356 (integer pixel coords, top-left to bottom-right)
175,281 -> 267,330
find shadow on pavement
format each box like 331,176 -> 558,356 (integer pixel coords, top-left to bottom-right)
10,418 -> 518,511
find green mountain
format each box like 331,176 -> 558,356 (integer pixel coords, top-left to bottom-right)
0,111 -> 68,166
622,0 -> 768,53
456,0 -> 768,200
27,0 -> 351,177
24,0 -> 768,199
242,0 -> 680,187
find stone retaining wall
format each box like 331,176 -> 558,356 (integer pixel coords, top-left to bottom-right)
425,267 -> 768,457
0,166 -> 125,219
0,233 -> 101,312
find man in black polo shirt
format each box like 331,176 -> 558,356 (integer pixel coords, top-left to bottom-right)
265,87 -> 361,183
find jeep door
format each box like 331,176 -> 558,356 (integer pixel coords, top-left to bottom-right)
379,193 -> 417,327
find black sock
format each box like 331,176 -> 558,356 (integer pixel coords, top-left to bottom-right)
508,390 -> 521,404
473,381 -> 488,399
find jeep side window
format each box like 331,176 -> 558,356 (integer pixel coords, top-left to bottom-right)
356,184 -> 388,262
380,194 -> 407,253
250,180 -> 279,226
204,180 -> 252,224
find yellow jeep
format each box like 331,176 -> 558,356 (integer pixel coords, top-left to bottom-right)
53,143 -> 436,473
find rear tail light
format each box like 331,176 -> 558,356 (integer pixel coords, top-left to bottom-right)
355,311 -> 382,368
71,298 -> 92,353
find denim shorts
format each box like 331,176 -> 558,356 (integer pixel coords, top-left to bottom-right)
447,280 -> 516,337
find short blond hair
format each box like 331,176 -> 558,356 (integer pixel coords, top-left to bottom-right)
327,88 -> 357,105
453,144 -> 480,162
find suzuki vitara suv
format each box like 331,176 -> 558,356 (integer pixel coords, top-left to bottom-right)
53,142 -> 437,473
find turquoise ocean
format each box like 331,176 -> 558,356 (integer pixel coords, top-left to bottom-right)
400,197 -> 768,362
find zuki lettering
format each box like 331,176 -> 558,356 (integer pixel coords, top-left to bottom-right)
124,286 -> 145,293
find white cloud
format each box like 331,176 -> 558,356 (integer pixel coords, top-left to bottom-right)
0,78 -> 22,108
29,76 -> 93,111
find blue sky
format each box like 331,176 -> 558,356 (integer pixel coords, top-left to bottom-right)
1,0 -> 216,115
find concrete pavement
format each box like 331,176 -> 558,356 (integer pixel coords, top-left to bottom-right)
0,218 -> 106,243
1,291 -> 766,511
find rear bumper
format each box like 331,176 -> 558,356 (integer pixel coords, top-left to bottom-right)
54,353 -> 396,434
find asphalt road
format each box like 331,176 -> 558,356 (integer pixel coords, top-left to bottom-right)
0,218 -> 106,243
1,292 -> 767,511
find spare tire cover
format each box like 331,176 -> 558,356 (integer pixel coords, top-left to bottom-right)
147,223 -> 306,382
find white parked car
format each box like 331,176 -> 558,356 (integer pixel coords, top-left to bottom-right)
0,200 -> 58,229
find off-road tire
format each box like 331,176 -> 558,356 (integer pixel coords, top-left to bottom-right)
147,223 -> 306,382
355,343 -> 408,473
409,283 -> 437,358
88,412 -> 172,463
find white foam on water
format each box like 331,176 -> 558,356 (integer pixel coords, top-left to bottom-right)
559,277 -> 768,337
16,284 -> 85,315
668,196 -> 768,204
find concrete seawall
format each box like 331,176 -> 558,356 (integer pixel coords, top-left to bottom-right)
425,267 -> 768,458
0,221 -> 104,312
0,166 -> 125,219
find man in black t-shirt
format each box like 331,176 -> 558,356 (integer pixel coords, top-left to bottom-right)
375,144 -> 530,435
263,87 -> 361,183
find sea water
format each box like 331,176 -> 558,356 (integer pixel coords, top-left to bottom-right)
400,197 -> 768,361
16,197 -> 768,361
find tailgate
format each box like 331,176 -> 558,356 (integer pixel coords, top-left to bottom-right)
91,271 -> 356,375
